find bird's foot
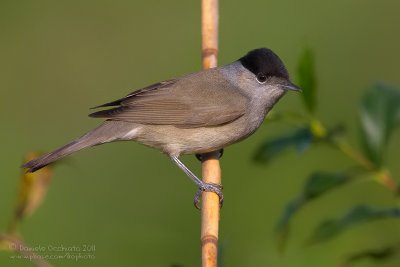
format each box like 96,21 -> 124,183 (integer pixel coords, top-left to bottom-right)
194,182 -> 224,210
195,149 -> 224,161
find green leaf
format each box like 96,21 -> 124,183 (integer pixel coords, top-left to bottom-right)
275,171 -> 351,251
253,127 -> 313,163
358,82 -> 400,167
341,242 -> 400,266
275,196 -> 305,252
297,48 -> 317,113
254,121 -> 343,164
308,205 -> 400,245
303,171 -> 349,200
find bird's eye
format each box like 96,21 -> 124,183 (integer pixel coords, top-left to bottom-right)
256,73 -> 267,83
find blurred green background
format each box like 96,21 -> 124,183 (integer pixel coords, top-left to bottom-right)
1,0 -> 400,266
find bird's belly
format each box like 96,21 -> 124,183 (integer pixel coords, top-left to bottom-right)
134,115 -> 263,156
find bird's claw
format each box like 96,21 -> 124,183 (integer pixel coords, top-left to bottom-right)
194,182 -> 224,210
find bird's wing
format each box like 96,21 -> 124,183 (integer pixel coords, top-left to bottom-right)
91,79 -> 177,109
89,72 -> 248,128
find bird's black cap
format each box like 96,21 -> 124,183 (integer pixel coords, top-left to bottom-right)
240,48 -> 289,79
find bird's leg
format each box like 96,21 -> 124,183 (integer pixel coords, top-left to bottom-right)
170,156 -> 223,209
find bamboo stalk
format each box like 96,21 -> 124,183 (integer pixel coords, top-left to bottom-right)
201,0 -> 218,70
201,1 -> 220,267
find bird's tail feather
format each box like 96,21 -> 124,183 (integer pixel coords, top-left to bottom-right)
22,121 -> 137,173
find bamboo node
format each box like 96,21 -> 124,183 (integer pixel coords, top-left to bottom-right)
201,235 -> 218,246
202,48 -> 218,58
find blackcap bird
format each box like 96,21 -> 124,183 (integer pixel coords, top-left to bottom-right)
23,48 -> 299,207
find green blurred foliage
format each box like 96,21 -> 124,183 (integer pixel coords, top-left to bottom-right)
275,171 -> 352,251
307,205 -> 400,245
257,43 -> 400,266
358,83 -> 400,167
253,127 -> 314,162
1,1 -> 400,267
340,242 -> 400,267
297,48 -> 316,113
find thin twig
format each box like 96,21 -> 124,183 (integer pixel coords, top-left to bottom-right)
201,1 -> 220,267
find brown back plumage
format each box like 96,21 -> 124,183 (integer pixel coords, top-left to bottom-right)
89,70 -> 249,128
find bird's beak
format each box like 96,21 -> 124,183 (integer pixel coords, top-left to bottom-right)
283,81 -> 301,92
